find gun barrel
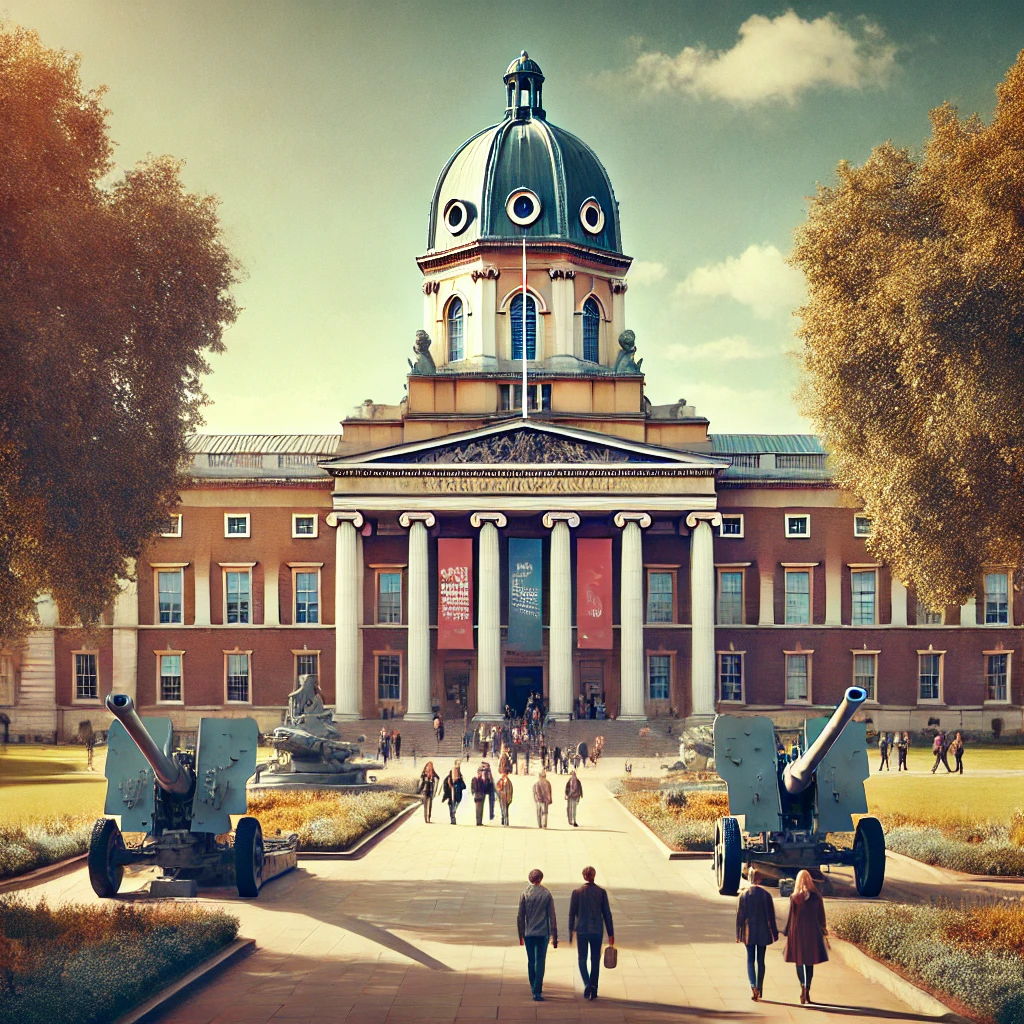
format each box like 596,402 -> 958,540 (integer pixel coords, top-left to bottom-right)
105,693 -> 192,795
782,686 -> 867,795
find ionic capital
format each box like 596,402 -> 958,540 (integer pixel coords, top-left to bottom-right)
542,512 -> 580,529
326,511 -> 364,529
399,511 -> 436,529
613,512 -> 652,530
685,511 -> 723,530
470,512 -> 507,529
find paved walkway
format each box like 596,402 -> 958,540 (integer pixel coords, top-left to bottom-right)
22,758 -> 936,1024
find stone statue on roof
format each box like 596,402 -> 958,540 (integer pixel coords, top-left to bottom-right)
614,330 -> 643,374
408,330 -> 436,375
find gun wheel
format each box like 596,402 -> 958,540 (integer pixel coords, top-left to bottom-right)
235,816 -> 264,898
88,818 -> 124,898
853,816 -> 886,897
715,816 -> 742,896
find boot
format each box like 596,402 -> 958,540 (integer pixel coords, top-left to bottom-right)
750,987 -> 759,1001
800,986 -> 808,1005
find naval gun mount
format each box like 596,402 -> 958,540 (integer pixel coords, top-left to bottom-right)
712,686 -> 885,898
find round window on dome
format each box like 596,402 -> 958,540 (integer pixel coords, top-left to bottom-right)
444,199 -> 472,237
506,188 -> 542,227
579,198 -> 605,235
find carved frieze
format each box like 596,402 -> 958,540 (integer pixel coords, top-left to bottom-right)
385,429 -> 645,465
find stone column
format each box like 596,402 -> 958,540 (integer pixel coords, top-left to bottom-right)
263,563 -> 280,626
400,512 -> 436,720
686,512 -> 723,719
470,512 -> 506,720
327,511 -> 363,719
891,578 -> 908,626
543,512 -> 580,717
758,569 -> 775,625
112,559 -> 138,702
614,512 -> 651,721
194,561 -> 211,626
825,561 -> 842,626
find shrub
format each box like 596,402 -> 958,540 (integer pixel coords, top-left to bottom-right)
0,896 -> 238,1024
618,789 -> 727,850
0,816 -> 93,880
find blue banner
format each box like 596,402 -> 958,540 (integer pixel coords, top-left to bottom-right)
508,538 -> 543,651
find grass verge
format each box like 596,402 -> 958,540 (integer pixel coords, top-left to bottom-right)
0,816 -> 94,881
0,895 -> 238,1024
617,787 -> 728,851
878,811 -> 1024,876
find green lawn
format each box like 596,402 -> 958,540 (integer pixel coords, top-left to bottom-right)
0,745 -> 107,823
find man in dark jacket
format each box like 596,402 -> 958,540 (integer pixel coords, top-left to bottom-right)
735,868 -> 779,1000
568,866 -> 614,1000
471,766 -> 488,825
517,868 -> 558,1001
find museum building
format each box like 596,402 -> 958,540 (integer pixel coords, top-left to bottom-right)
2,54 -> 1021,740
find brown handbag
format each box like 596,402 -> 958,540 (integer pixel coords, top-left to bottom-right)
603,944 -> 618,969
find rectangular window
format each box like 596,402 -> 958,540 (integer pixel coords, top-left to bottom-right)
985,572 -> 1009,625
719,514 -> 744,538
986,653 -> 1009,702
853,653 -> 877,701
224,513 -> 250,538
296,652 -> 319,682
292,514 -> 317,538
0,653 -> 13,705
157,569 -> 183,624
784,570 -> 811,625
918,653 -> 941,702
916,600 -> 944,626
717,570 -> 744,625
719,653 -> 743,702
75,653 -> 98,701
785,653 -> 809,702
160,514 -> 182,538
225,570 -> 251,624
226,653 -> 250,702
295,571 -> 319,624
851,570 -> 877,626
377,571 -> 402,624
648,654 -> 671,701
646,571 -> 674,624
377,654 -> 401,701
159,654 -> 182,702
854,515 -> 872,537
785,514 -> 810,538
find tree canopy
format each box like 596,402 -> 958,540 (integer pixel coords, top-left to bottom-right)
792,51 -> 1024,610
0,25 -> 239,640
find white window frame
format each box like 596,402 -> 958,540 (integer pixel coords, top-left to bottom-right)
984,570 -> 1012,626
224,513 -> 251,538
853,515 -> 872,538
716,566 -> 747,625
376,651 -> 403,703
850,649 -> 880,703
72,649 -> 101,704
717,650 -> 745,704
645,566 -> 678,625
292,513 -> 318,539
850,567 -> 878,626
718,514 -> 744,539
224,649 -> 253,705
373,566 -> 405,625
152,564 -> 187,625
155,649 -> 185,705
916,648 -> 945,704
292,649 -> 321,685
785,513 -> 811,539
290,564 -> 323,625
220,563 -> 256,625
783,566 -> 814,625
784,649 -> 813,704
645,650 -> 673,702
160,513 -> 183,538
983,649 -> 1012,705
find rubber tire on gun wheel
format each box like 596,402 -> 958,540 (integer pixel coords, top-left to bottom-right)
88,817 -> 125,898
235,816 -> 264,898
715,816 -> 742,896
853,815 -> 885,897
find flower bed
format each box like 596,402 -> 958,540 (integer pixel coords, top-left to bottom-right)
617,788 -> 728,851
247,790 -> 413,851
0,895 -> 238,1024
834,901 -> 1024,1024
880,811 -> 1024,876
0,816 -> 94,881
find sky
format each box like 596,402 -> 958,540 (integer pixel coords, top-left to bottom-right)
5,1 -> 1024,436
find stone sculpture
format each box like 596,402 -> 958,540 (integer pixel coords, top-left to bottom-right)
408,330 -> 437,375
614,330 -> 643,374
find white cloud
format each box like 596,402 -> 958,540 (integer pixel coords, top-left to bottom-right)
664,335 -> 768,362
628,260 -> 668,286
677,244 -> 805,319
628,10 -> 896,105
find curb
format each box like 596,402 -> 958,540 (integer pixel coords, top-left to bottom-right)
296,799 -> 419,860
0,853 -> 87,894
605,786 -> 711,861
886,849 -> 1024,885
830,938 -> 966,1020
115,937 -> 256,1024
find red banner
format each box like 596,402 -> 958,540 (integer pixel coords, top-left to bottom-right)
577,538 -> 612,649
438,538 -> 474,649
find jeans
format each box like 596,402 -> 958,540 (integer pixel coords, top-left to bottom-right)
448,798 -> 460,824
524,935 -> 548,996
796,964 -> 814,989
576,934 -> 602,992
536,801 -> 548,828
422,795 -> 433,822
475,799 -> 484,825
567,796 -> 579,825
745,944 -> 766,991
488,791 -> 495,820
897,749 -> 907,771
499,797 -> 511,825
955,751 -> 964,774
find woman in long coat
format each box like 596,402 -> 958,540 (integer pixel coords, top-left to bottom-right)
782,870 -> 828,1004
417,761 -> 439,823
496,771 -> 514,826
735,869 -> 778,1000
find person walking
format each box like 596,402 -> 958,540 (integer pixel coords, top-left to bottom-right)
517,869 -> 558,1002
930,731 -> 944,773
394,730 -> 402,761
533,770 -> 552,828
568,865 -> 614,1000
931,730 -> 953,773
498,745 -> 513,777
952,731 -> 965,774
578,740 -> 589,768
552,745 -> 561,775
736,868 -> 779,1001
435,714 -> 445,747
480,760 -> 496,821
896,731 -> 909,771
472,765 -> 489,825
877,730 -> 889,771
782,870 -> 829,1004
417,761 -> 439,823
442,762 -> 466,824
565,770 -> 582,827
497,770 -> 514,826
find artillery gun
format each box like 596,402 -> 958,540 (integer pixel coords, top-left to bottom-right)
712,686 -> 885,898
89,693 -> 298,899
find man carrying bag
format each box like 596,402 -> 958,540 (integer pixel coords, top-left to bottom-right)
568,865 -> 615,1001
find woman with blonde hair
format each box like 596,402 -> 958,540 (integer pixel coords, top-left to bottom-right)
782,870 -> 828,1004
417,761 -> 439,823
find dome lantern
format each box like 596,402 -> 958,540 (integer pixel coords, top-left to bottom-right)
504,50 -> 545,120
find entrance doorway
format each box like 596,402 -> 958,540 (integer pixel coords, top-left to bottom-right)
505,666 -> 542,717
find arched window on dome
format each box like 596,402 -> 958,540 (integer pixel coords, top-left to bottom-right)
582,297 -> 601,363
447,297 -> 464,362
510,293 -> 537,360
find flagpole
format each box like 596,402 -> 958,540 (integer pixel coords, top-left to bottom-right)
521,233 -> 528,419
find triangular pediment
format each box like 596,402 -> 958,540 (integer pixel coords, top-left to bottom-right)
322,420 -> 727,471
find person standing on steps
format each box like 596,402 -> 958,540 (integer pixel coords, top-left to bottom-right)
568,865 -> 614,1001
472,765 -> 489,825
417,761 -> 439,823
497,769 -> 514,826
782,870 -> 829,1005
517,868 -> 558,1002
735,868 -> 778,1001
442,761 -> 465,824
533,769 -> 552,828
565,770 -> 582,827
